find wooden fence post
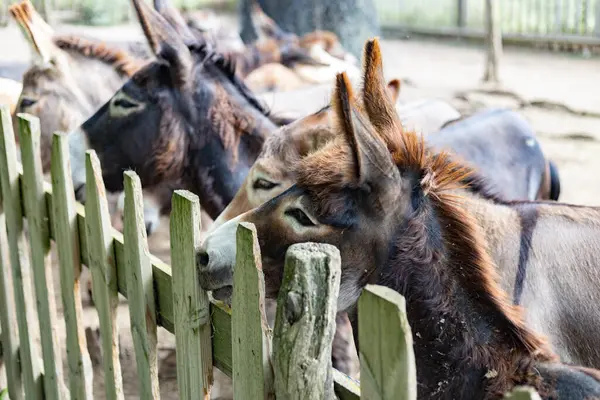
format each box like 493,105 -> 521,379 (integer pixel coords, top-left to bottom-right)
123,171 -> 160,399
0,105 -> 44,400
0,212 -> 22,400
483,0 -> 502,83
232,223 -> 274,399
51,132 -> 94,399
18,114 -> 66,399
358,285 -> 416,400
273,243 -> 341,400
170,190 -> 213,399
84,151 -> 124,400
505,386 -> 542,399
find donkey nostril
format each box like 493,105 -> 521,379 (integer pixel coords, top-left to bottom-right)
197,251 -> 209,267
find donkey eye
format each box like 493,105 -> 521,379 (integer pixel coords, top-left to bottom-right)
20,98 -> 38,108
113,98 -> 138,109
285,207 -> 315,227
253,178 -> 279,190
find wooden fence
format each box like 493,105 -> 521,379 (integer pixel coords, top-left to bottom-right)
376,0 -> 600,49
0,106 -> 540,399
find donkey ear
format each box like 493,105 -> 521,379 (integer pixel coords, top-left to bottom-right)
361,38 -> 403,151
153,0 -> 196,45
386,79 -> 401,103
333,72 -> 398,185
132,0 -> 192,87
250,1 -> 289,41
10,0 -> 59,65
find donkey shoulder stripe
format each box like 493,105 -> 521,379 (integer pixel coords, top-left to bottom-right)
513,204 -> 539,305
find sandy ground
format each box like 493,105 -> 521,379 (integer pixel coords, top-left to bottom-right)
1,16 -> 600,399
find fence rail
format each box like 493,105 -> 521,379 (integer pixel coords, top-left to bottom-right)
0,107 -> 539,399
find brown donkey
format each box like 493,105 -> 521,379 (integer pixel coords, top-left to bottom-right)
172,1 -> 327,81
199,39 -> 600,373
197,68 -> 600,399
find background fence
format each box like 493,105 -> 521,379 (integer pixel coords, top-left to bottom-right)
375,0 -> 600,48
3,0 -> 600,49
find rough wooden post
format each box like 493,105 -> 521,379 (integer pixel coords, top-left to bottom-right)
18,114 -> 66,400
483,0 -> 502,83
504,386 -> 542,399
358,285 -> 416,400
123,171 -> 160,399
0,105 -> 44,400
170,190 -> 213,399
51,132 -> 94,399
0,212 -> 22,400
272,243 -> 341,400
84,151 -> 124,400
232,223 -> 274,399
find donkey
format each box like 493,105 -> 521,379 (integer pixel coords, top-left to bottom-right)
10,0 -> 143,171
9,0 -> 178,234
67,0 -> 284,221
199,39 -> 600,371
164,0 -> 326,81
241,2 -> 361,93
211,101 -> 555,230
197,59 -> 600,399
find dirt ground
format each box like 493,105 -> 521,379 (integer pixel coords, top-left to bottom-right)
1,16 -> 600,399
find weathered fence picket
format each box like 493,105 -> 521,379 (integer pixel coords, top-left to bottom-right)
170,190 -> 213,399
272,243 -> 341,400
0,212 -> 21,400
358,284 -> 417,400
18,113 -> 65,400
50,132 -> 94,399
0,106 -> 43,400
84,151 -> 124,400
123,171 -> 160,399
232,223 -> 274,399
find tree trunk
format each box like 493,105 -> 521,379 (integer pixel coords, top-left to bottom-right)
239,0 -> 380,60
483,0 -> 502,83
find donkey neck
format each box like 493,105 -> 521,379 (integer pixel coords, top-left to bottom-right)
374,193 -> 551,399
186,80 -> 278,219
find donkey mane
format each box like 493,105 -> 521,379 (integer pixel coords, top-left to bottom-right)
193,40 -> 272,118
53,35 -> 145,77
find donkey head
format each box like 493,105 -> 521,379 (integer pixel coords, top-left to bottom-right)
211,78 -> 401,230
11,0 -> 140,171
68,0 -> 278,219
197,39 -> 421,308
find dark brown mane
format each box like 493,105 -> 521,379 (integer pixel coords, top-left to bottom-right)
192,39 -> 273,118
53,35 -> 145,77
